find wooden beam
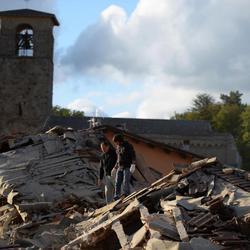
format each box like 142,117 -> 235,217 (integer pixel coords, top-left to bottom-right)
172,207 -> 189,242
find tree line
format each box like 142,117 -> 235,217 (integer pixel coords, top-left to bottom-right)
172,91 -> 250,170
52,105 -> 84,118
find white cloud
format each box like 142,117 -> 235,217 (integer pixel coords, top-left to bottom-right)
112,111 -> 131,118
59,0 -> 250,118
67,98 -> 108,117
61,0 -> 250,94
105,91 -> 141,106
101,5 -> 127,35
135,82 -> 200,119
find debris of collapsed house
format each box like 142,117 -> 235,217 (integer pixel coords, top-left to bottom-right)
0,126 -> 106,248
0,126 -> 156,248
0,127 -> 250,249
62,157 -> 250,250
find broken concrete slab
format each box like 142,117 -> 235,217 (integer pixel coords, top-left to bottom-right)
146,214 -> 180,241
146,239 -> 191,250
176,196 -> 206,211
130,225 -> 147,248
112,221 -> 130,249
190,237 -> 222,250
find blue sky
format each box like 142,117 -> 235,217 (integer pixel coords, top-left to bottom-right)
53,0 -> 139,117
1,0 -> 250,118
55,1 -> 138,48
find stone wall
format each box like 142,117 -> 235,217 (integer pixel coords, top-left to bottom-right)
0,16 -> 55,135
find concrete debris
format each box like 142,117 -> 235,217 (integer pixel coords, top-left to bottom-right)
59,157 -> 250,250
0,128 -> 106,248
1,128 -> 250,249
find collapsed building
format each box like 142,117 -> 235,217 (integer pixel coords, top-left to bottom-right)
0,7 -> 248,250
0,126 -> 249,249
0,127 -> 104,248
63,157 -> 250,250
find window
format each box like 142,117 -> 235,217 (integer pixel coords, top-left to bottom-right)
182,139 -> 190,151
16,24 -> 34,57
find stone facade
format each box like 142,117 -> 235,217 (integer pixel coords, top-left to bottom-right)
0,10 -> 58,135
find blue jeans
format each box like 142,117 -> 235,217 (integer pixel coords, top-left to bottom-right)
114,167 -> 131,200
104,175 -> 114,204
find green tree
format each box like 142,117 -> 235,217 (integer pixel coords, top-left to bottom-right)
172,90 -> 250,170
173,111 -> 200,120
173,93 -> 217,121
192,93 -> 217,121
213,104 -> 242,138
71,110 -> 85,118
238,107 -> 250,170
192,93 -> 215,112
220,90 -> 243,106
52,105 -> 84,118
241,106 -> 250,144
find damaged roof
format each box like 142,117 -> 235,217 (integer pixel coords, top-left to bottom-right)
0,126 -> 249,249
45,115 -> 215,136
63,158 -> 250,250
95,125 -> 204,159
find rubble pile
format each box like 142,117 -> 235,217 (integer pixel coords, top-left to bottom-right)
1,127 -> 250,249
62,158 -> 250,250
0,127 -> 105,248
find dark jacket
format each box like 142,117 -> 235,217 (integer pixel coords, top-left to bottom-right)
99,147 -> 117,180
116,141 -> 136,168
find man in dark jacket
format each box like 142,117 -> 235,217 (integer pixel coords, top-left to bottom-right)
99,141 -> 117,203
113,134 -> 136,200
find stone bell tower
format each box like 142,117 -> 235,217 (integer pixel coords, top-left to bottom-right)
0,9 -> 59,135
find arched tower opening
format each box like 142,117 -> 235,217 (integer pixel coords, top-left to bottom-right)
16,24 -> 34,57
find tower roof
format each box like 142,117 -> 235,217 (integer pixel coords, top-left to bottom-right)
0,9 -> 59,26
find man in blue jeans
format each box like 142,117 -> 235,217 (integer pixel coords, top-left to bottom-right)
98,141 -> 117,204
112,134 -> 136,200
